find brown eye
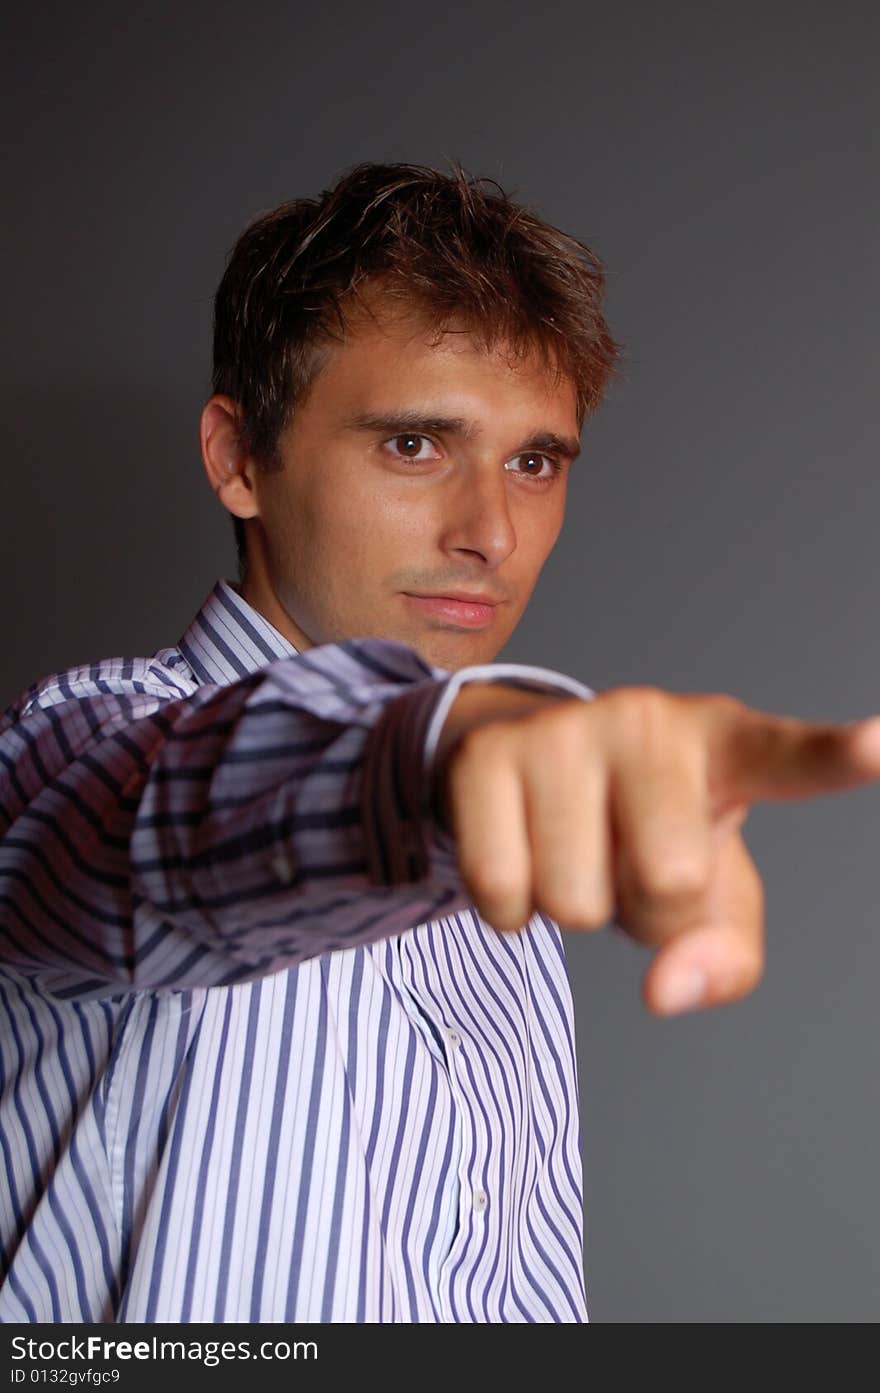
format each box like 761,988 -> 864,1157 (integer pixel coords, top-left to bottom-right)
383,434 -> 440,462
396,435 -> 423,455
504,452 -> 557,480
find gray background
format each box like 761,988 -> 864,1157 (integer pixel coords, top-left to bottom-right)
3,1 -> 878,1321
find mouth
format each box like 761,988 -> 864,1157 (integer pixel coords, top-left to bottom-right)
402,593 -> 500,630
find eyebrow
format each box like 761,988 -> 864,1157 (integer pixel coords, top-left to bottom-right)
343,410 -> 582,462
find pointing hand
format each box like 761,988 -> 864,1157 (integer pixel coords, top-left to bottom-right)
433,683 -> 880,1015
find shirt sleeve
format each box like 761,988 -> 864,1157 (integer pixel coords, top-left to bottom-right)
0,638 -> 593,998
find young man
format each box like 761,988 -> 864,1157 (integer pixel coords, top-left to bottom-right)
2,162 -> 879,1324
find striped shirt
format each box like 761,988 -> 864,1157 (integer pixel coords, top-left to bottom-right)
0,578 -> 594,1323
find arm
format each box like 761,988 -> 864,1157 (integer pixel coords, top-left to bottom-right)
0,639 -> 589,998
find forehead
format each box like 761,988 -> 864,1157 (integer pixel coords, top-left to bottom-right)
309,292 -> 578,420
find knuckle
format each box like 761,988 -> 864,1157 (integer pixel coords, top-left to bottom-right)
636,853 -> 709,903
465,862 -> 516,907
710,692 -> 750,722
445,723 -> 511,802
478,901 -> 531,933
527,698 -> 592,757
684,690 -> 748,722
454,720 -> 508,769
548,899 -> 613,932
605,686 -> 695,765
534,870 -> 614,932
584,891 -> 616,930
607,685 -> 674,734
463,864 -> 529,931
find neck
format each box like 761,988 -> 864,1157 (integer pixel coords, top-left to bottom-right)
238,547 -> 314,651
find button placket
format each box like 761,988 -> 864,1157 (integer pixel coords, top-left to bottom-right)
436,1016 -> 477,1320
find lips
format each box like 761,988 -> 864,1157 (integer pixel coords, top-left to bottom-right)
403,593 -> 499,629
422,592 -> 500,605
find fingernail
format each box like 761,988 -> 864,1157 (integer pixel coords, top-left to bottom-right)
656,966 -> 707,1016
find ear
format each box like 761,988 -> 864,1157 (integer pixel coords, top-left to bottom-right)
199,395 -> 260,519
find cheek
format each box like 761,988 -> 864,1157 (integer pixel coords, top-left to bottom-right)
325,476 -> 435,555
511,489 -> 566,564
293,474 -> 432,591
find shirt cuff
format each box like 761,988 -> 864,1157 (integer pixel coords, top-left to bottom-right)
361,662 -> 594,888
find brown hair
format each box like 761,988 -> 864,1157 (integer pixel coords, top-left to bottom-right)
211,160 -> 624,572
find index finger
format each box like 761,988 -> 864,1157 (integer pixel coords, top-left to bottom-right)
705,701 -> 880,809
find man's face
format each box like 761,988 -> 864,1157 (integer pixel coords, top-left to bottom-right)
240,298 -> 581,671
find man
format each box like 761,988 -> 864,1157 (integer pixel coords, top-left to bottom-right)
2,161 -> 879,1324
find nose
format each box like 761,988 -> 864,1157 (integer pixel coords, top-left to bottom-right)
438,465 -> 517,569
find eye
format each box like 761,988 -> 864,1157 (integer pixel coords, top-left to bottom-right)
382,433 -> 441,461
504,452 -> 562,481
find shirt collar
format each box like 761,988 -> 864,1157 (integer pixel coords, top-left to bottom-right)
178,579 -> 298,685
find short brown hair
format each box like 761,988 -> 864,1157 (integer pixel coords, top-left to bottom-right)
211,160 -> 624,572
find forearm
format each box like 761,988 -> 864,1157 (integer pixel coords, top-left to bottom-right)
0,639 -> 592,998
1,643 -> 469,995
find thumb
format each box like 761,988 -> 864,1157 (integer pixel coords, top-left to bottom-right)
642,832 -> 765,1016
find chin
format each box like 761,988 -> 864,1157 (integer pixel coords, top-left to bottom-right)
418,636 -> 500,671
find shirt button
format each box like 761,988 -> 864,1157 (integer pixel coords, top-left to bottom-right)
444,1027 -> 461,1048
270,850 -> 294,885
473,1189 -> 488,1213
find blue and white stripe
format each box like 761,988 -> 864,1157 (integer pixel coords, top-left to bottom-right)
0,579 -> 593,1322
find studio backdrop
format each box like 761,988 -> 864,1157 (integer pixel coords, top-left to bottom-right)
3,0 -> 878,1321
